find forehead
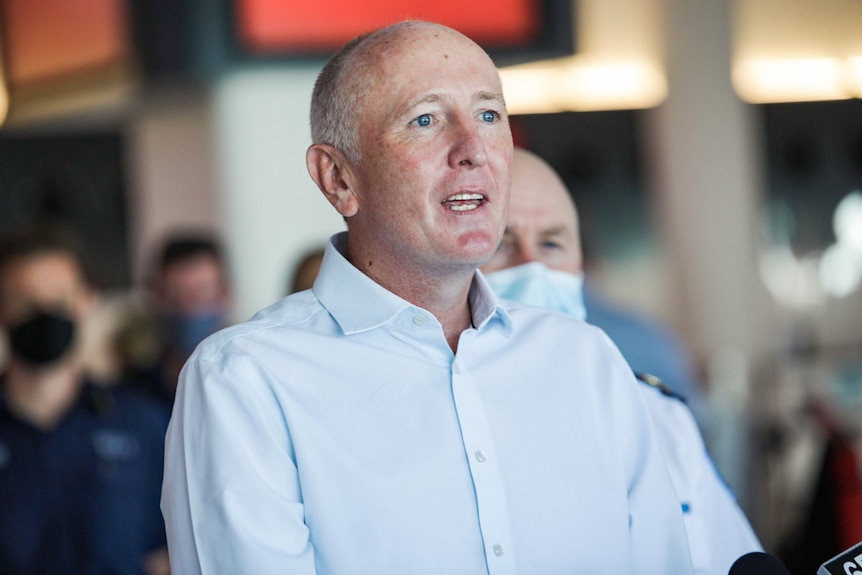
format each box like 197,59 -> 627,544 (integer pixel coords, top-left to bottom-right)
352,24 -> 503,118
160,254 -> 223,288
0,252 -> 84,299
508,159 -> 577,234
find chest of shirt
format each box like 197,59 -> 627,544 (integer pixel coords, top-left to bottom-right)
230,320 -> 637,572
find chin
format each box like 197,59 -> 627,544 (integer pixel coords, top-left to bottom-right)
454,235 -> 498,266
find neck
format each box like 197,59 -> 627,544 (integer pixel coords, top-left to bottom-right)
418,278 -> 474,353
347,245 -> 475,353
3,360 -> 82,429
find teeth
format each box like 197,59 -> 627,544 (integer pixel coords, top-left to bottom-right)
445,193 -> 483,201
449,204 -> 479,211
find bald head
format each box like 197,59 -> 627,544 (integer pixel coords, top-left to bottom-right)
482,147 -> 582,274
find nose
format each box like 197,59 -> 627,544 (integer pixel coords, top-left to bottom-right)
510,241 -> 540,267
448,115 -> 488,169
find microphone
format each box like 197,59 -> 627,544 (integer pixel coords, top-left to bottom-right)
729,551 -> 792,574
817,540 -> 862,575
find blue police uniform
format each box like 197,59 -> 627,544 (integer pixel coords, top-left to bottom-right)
0,379 -> 169,575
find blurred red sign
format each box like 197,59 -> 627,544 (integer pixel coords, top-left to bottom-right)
1,0 -> 128,87
235,0 -> 541,53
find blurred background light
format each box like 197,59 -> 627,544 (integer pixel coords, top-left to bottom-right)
732,0 -> 862,103
732,58 -> 848,103
819,244 -> 862,298
0,81 -> 7,128
499,0 -> 666,114
833,190 -> 862,253
501,58 -> 666,113
760,191 -> 862,307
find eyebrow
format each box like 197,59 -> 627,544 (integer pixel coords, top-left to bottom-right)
409,94 -> 444,109
405,90 -> 504,112
476,90 -> 505,105
541,226 -> 571,237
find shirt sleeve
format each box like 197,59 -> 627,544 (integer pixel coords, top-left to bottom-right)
161,349 -> 317,574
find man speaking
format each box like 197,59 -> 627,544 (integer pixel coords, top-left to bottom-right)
161,21 -> 694,574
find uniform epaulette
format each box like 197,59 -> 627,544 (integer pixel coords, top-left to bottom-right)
634,371 -> 686,403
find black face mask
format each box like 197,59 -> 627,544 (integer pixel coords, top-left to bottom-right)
8,310 -> 76,367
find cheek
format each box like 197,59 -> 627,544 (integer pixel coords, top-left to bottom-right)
555,252 -> 582,275
489,130 -> 514,159
490,150 -> 513,189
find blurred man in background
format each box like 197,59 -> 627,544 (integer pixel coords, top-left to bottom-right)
286,246 -> 325,295
0,223 -> 169,575
481,146 -> 763,575
116,232 -> 231,407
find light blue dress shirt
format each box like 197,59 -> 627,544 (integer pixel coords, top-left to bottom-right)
161,232 -> 694,575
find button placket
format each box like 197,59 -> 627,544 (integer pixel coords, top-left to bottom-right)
450,359 -> 518,575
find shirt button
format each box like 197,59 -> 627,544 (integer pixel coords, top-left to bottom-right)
474,450 -> 487,463
452,363 -> 461,375
413,314 -> 428,326
493,544 -> 504,557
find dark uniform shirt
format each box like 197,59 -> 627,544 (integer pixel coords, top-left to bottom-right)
0,379 -> 170,575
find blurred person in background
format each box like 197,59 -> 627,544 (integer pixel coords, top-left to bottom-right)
480,147 -> 763,575
286,246 -> 325,295
0,223 -> 170,575
115,232 -> 231,407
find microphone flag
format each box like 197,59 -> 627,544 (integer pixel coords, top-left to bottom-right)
818,540 -> 862,575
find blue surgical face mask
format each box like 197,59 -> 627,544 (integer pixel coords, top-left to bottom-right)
484,262 -> 587,321
161,312 -> 224,357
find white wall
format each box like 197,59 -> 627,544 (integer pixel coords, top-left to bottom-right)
212,67 -> 346,322
127,88 -> 223,285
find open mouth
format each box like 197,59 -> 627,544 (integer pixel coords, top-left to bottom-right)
442,193 -> 485,212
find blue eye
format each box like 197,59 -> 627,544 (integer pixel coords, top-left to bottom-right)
541,241 -> 561,250
481,110 -> 498,123
415,114 -> 432,127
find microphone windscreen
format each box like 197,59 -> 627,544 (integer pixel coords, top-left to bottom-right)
728,551 -> 792,575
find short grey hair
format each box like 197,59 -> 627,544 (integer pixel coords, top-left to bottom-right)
309,34 -> 369,163
309,21 -> 434,164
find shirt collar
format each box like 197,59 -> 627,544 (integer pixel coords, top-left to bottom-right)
314,232 -> 512,336
470,270 -> 513,334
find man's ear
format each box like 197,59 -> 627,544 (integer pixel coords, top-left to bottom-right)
306,144 -> 359,218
